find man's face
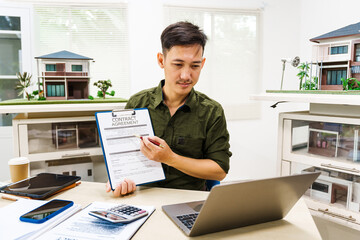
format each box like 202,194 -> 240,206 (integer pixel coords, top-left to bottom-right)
157,44 -> 206,98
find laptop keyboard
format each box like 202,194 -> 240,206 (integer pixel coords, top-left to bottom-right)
176,213 -> 199,230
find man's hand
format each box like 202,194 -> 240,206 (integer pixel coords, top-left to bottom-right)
105,178 -> 136,197
140,136 -> 226,181
140,136 -> 175,165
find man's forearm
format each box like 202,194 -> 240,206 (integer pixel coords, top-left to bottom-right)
167,152 -> 226,181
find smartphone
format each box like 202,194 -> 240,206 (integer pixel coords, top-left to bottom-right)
20,199 -> 74,224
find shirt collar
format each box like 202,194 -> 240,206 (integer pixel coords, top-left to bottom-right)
153,80 -> 165,108
153,79 -> 197,110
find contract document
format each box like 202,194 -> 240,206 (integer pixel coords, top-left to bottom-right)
37,202 -> 155,240
95,109 -> 165,190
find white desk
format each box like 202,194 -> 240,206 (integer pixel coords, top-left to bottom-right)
0,182 -> 321,239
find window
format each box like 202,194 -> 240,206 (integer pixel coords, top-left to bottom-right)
34,5 -> 129,98
164,6 -> 261,119
312,182 -> 329,193
327,69 -> 346,85
355,44 -> 360,62
0,7 -> 31,126
47,83 -> 65,97
46,64 -> 56,71
330,46 -> 348,55
72,65 -> 83,72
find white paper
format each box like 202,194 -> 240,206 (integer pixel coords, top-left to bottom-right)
37,201 -> 155,240
96,109 -> 165,188
0,198 -> 81,240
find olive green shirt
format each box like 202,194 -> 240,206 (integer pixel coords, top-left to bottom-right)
125,80 -> 231,190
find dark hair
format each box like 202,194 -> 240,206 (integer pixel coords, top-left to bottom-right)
161,21 -> 208,55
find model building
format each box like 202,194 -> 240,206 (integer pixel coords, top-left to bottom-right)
310,22 -> 360,90
35,50 -> 93,100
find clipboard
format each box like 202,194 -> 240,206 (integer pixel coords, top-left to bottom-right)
95,108 -> 165,190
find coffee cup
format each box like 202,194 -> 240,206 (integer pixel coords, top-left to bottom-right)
8,157 -> 29,182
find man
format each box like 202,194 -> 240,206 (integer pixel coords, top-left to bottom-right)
106,21 -> 231,196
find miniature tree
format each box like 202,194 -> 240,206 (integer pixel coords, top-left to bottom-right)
31,82 -> 45,100
341,77 -> 360,90
15,72 -> 33,100
296,63 -> 309,90
93,79 -> 115,99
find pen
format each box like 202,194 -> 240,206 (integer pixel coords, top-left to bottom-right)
1,194 -> 24,201
134,134 -> 165,148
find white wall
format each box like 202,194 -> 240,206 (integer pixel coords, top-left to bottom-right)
127,0 -> 308,181
127,0 -> 360,182
0,127 -> 13,181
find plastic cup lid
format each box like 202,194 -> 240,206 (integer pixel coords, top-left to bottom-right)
8,157 -> 29,165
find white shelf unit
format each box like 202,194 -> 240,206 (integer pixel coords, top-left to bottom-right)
13,113 -> 102,162
12,113 -> 106,182
6,102 -> 126,182
251,92 -> 360,231
279,110 -> 360,231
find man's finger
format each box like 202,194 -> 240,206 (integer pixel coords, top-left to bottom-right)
121,181 -> 128,195
113,183 -> 122,197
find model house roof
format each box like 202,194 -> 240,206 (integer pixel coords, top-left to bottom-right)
35,50 -> 93,60
310,22 -> 360,43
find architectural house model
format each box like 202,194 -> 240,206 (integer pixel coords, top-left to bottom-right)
303,167 -> 360,212
35,50 -> 93,100
310,22 -> 360,90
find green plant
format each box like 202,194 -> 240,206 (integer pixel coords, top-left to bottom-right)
296,63 -> 310,90
28,82 -> 45,100
15,72 -> 33,100
93,79 -> 115,99
302,76 -> 318,90
341,77 -> 360,90
88,95 -> 94,100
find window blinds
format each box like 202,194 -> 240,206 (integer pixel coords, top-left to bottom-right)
164,6 -> 261,119
34,5 -> 130,98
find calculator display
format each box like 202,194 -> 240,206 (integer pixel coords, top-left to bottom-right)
92,210 -> 127,220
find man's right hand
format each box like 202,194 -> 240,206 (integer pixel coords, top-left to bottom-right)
105,178 -> 137,197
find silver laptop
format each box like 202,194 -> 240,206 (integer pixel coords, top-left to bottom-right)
162,172 -> 320,237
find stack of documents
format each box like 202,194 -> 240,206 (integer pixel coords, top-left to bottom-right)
0,199 -> 154,240
0,198 -> 81,240
37,201 -> 155,240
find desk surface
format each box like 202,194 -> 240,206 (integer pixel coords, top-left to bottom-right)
0,182 -> 321,240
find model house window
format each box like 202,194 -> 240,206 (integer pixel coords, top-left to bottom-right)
327,69 -> 346,85
164,6 -> 261,120
72,65 -> 83,72
47,84 -> 65,97
312,182 -> 329,193
46,64 -> 56,71
330,46 -> 348,55
355,44 -> 360,62
0,8 -> 31,126
34,5 -> 129,98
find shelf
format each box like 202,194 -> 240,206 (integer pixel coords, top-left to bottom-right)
279,110 -> 360,231
251,92 -> 360,106
0,102 -> 126,115
303,196 -> 360,231
285,148 -> 360,175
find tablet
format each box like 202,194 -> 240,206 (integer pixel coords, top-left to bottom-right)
0,173 -> 81,199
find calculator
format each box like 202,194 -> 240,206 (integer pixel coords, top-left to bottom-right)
89,204 -> 148,223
